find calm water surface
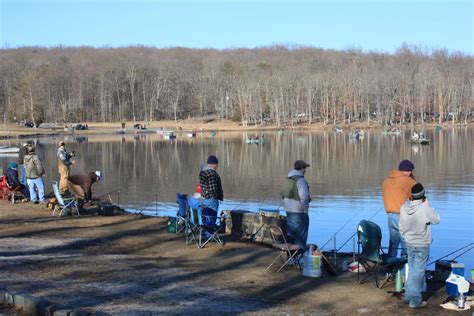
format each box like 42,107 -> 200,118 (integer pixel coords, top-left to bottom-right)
1,128 -> 473,278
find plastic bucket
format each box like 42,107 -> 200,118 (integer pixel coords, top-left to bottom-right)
302,251 -> 322,277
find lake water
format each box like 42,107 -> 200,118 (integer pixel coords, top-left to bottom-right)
1,128 -> 473,279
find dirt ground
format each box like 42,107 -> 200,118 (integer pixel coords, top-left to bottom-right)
0,200 -> 470,315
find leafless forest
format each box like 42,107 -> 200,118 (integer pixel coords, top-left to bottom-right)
0,45 -> 472,127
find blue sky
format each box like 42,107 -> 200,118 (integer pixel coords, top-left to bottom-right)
1,0 -> 472,54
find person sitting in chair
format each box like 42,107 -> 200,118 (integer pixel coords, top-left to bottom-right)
67,171 -> 102,203
4,162 -> 30,201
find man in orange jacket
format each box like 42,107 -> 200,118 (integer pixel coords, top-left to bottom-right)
382,159 -> 416,258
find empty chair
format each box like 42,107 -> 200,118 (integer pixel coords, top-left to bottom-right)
357,220 -> 407,288
176,193 -> 189,234
266,225 -> 303,272
51,180 -> 80,217
187,196 -> 225,248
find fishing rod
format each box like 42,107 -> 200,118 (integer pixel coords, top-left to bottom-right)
336,205 -> 385,251
427,242 -> 474,266
451,246 -> 474,261
320,205 -> 384,251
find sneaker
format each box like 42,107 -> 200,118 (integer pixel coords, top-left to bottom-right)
33,200 -> 39,204
409,301 -> 427,309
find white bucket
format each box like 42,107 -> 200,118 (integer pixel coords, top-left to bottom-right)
302,251 -> 322,277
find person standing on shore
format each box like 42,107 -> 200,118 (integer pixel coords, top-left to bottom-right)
400,183 -> 440,309
199,155 -> 223,212
281,160 -> 311,249
23,145 -> 46,204
57,141 -> 75,194
17,142 -> 29,185
382,159 -> 416,258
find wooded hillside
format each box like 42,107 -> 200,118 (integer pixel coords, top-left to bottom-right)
0,45 -> 472,126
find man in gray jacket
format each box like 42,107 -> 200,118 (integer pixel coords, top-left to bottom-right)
23,145 -> 46,203
400,183 -> 440,309
281,160 -> 311,249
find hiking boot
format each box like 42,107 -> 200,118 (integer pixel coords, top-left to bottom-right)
409,301 -> 427,309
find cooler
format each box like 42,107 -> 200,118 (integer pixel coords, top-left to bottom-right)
434,260 -> 465,281
446,273 -> 470,297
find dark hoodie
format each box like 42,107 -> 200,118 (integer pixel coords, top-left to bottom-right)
399,199 -> 440,246
68,172 -> 99,200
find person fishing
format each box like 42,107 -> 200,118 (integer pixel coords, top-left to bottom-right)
382,159 -> 416,258
281,160 -> 311,249
17,142 -> 30,185
400,183 -> 440,309
23,144 -> 46,204
199,155 -> 223,212
67,171 -> 102,203
57,141 -> 75,194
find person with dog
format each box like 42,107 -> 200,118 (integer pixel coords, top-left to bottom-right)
67,171 -> 102,203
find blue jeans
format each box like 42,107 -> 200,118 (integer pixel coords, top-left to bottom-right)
19,164 -> 27,185
286,212 -> 309,249
27,177 -> 45,202
405,245 -> 429,307
387,213 -> 407,258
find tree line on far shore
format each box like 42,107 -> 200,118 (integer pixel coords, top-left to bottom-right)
0,44 -> 472,127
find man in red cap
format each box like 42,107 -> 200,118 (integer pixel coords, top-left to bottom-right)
382,159 -> 416,258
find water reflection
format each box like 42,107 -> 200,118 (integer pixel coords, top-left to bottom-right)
1,128 -> 473,278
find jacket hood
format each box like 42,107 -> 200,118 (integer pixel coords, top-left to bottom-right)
388,170 -> 409,178
403,200 -> 423,215
287,169 -> 304,177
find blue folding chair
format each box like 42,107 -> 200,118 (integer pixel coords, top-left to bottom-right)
176,193 -> 188,233
52,181 -> 80,217
188,197 -> 225,248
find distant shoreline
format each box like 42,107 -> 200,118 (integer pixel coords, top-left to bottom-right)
0,119 -> 472,139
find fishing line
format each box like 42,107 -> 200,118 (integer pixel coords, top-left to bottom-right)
333,205 -> 384,252
427,242 -> 474,266
451,246 -> 474,261
320,205 -> 383,251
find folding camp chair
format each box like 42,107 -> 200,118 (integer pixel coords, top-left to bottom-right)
51,181 -> 80,217
176,193 -> 189,234
357,220 -> 407,288
0,175 -> 25,204
187,197 -> 225,248
266,225 -> 303,272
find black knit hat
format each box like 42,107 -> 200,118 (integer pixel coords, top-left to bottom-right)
411,183 -> 425,200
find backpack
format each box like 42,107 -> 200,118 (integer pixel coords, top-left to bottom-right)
280,175 -> 302,200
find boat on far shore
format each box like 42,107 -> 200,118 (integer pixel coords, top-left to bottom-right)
0,146 -> 20,154
409,138 -> 430,145
245,137 -> 264,144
